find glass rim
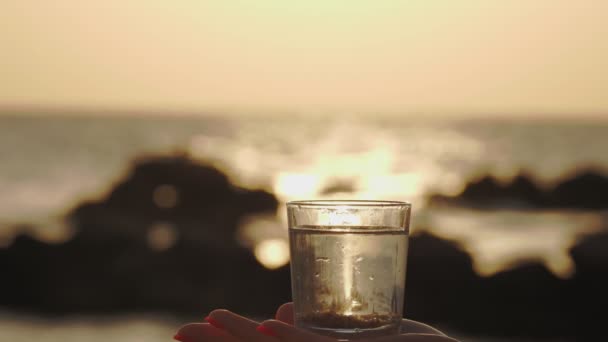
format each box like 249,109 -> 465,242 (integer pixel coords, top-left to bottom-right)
286,200 -> 411,208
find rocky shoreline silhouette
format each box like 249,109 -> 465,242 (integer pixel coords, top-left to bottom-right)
0,156 -> 606,339
406,231 -> 607,339
0,155 -> 289,316
429,169 -> 608,210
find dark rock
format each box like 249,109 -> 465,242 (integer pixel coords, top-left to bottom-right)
405,233 -> 478,323
567,231 -> 608,339
506,174 -> 545,206
0,155 -> 290,316
459,175 -> 503,201
101,155 -> 276,218
429,173 -> 544,209
548,170 -> 608,209
429,170 -> 608,210
70,155 -> 277,248
319,178 -> 357,196
405,231 -> 606,339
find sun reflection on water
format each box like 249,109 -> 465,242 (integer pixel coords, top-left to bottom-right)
190,120 -> 604,276
425,209 -> 603,278
274,173 -> 320,199
188,120 -> 479,204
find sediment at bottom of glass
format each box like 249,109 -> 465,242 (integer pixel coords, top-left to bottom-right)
297,312 -> 401,340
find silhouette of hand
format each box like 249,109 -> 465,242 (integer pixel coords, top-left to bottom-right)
175,303 -> 459,342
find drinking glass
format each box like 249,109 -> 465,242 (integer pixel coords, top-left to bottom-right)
287,200 -> 411,340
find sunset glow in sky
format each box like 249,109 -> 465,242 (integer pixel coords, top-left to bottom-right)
1,1 -> 607,117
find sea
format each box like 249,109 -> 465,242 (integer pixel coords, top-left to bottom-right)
0,114 -> 606,341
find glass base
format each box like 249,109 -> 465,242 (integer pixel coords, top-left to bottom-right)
298,321 -> 401,341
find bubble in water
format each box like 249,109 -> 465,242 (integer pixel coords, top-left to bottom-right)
315,272 -> 320,277
355,256 -> 364,263
369,275 -> 375,280
316,257 -> 330,262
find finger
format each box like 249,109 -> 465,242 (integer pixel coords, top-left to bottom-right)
175,323 -> 238,342
207,309 -> 276,342
368,333 -> 460,342
258,319 -> 335,342
275,302 -> 294,325
399,319 -> 447,336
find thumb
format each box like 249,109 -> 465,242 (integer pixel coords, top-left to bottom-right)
275,303 -> 295,325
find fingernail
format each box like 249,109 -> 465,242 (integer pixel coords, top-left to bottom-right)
205,316 -> 225,330
257,325 -> 278,337
173,334 -> 187,342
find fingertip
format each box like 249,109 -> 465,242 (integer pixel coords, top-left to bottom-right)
261,319 -> 285,326
256,324 -> 278,337
207,309 -> 234,326
204,309 -> 262,340
204,316 -> 225,330
275,302 -> 294,325
175,323 -> 228,341
175,323 -> 199,336
208,309 -> 231,317
260,319 -> 289,332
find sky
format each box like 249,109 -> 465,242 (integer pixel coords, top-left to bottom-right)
1,1 -> 607,118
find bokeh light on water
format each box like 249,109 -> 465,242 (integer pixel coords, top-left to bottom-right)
424,208 -> 602,278
188,120 -> 480,205
1,117 -> 607,277
188,119 -> 607,277
253,239 -> 290,270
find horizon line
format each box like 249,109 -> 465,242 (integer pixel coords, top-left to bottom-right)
0,104 -> 607,122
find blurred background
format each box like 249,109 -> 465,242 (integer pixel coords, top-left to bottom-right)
1,1 -> 607,341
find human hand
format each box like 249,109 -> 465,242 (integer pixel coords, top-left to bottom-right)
175,303 -> 459,342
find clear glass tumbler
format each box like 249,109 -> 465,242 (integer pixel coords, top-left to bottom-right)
287,200 -> 411,340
